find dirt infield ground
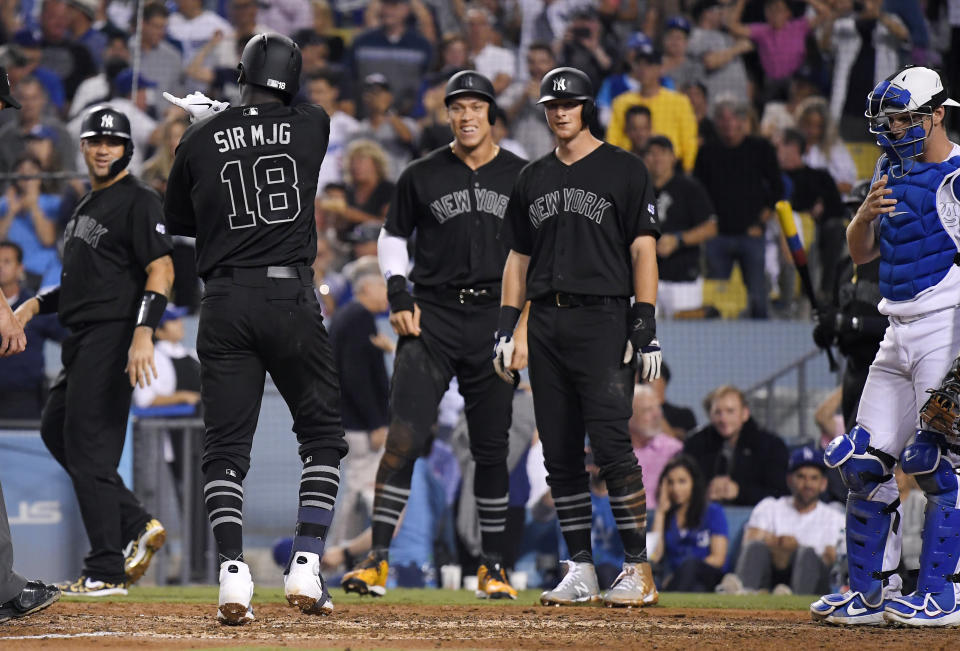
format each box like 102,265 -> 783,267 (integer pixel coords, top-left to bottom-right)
2,598 -> 960,650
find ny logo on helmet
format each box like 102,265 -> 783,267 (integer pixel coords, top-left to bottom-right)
553,77 -> 567,92
464,76 -> 474,88
101,114 -> 114,128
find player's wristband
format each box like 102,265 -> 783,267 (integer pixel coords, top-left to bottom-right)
629,301 -> 657,339
35,286 -> 60,315
136,291 -> 168,330
497,305 -> 521,337
387,275 -> 415,313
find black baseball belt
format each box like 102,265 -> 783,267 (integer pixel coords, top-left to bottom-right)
413,284 -> 501,305
535,292 -> 628,308
203,265 -> 311,283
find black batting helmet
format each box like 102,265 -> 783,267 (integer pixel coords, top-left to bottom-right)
80,105 -> 134,178
444,70 -> 497,125
537,66 -> 595,125
237,33 -> 302,102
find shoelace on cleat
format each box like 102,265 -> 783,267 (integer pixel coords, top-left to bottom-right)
551,561 -> 586,593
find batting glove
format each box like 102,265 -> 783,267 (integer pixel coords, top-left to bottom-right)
493,334 -> 518,385
163,91 -> 229,121
623,302 -> 661,381
492,305 -> 522,386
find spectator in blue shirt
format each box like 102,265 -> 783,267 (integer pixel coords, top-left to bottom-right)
0,241 -> 67,419
650,454 -> 729,592
0,155 -> 62,289
347,0 -> 432,116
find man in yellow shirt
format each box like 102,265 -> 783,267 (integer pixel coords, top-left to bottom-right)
605,42 -> 699,172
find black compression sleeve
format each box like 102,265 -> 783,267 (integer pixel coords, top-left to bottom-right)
35,286 -> 60,315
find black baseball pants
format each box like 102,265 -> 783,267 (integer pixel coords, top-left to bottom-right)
371,295 -> 514,554
196,267 -> 347,478
41,320 -> 151,582
527,298 -> 648,563
385,297 -> 513,467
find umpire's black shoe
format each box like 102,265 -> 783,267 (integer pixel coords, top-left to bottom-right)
0,580 -> 60,623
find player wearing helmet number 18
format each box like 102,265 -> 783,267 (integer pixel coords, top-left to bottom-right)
809,66 -> 960,627
498,66 -> 661,608
163,33 -> 346,626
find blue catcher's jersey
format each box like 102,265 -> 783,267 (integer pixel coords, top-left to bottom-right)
874,145 -> 960,317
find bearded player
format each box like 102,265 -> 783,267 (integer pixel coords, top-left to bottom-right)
810,66 -> 960,627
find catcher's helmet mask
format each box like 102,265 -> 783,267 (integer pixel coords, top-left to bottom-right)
866,66 -> 959,176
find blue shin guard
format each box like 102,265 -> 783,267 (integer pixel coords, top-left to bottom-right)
812,427 -> 902,625
886,431 -> 960,626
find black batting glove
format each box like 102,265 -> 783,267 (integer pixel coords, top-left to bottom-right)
387,275 -> 415,314
628,302 -> 657,350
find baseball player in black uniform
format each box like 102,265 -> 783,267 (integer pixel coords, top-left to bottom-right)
162,33 -> 346,625
14,105 -> 174,597
498,67 -> 662,607
340,70 -> 527,600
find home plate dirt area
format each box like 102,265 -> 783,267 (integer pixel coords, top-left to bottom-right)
1,591 -> 958,649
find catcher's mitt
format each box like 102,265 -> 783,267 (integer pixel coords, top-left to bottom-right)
920,377 -> 960,439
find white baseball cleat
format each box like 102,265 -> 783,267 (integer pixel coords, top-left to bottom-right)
284,551 -> 334,615
217,560 -> 255,625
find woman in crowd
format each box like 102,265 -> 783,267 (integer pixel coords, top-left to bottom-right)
795,96 -> 858,194
650,455 -> 729,592
321,139 -> 394,243
142,115 -> 189,195
0,154 -> 61,289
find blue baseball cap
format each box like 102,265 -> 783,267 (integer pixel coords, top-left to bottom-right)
788,445 -> 827,473
627,32 -> 661,63
666,16 -> 692,34
114,69 -> 157,96
24,124 -> 58,142
158,305 -> 188,326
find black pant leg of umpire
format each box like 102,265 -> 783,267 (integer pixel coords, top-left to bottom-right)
196,281 -> 268,477
257,279 -> 347,462
41,322 -> 151,580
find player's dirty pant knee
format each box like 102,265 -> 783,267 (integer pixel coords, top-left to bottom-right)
825,425 -> 901,604
374,419 -> 424,491
900,430 -> 960,605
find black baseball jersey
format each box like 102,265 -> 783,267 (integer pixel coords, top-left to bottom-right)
500,143 -> 660,299
384,146 -> 527,288
654,173 -> 715,282
164,102 -> 330,277
59,175 -> 173,327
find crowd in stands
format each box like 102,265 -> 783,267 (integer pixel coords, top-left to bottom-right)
1,0 -> 952,593
0,0 -> 956,320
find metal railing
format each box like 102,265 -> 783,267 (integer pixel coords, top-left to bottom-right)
745,348 -> 836,443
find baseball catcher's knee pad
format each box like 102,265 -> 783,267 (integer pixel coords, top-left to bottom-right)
900,430 -> 960,601
825,425 -> 896,499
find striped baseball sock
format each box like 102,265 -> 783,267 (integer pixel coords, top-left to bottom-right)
607,470 -> 648,563
203,462 -> 245,563
551,485 -> 593,564
475,461 -> 509,564
290,451 -> 340,562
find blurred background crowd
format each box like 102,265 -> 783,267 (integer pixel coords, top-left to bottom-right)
0,0 -> 955,595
